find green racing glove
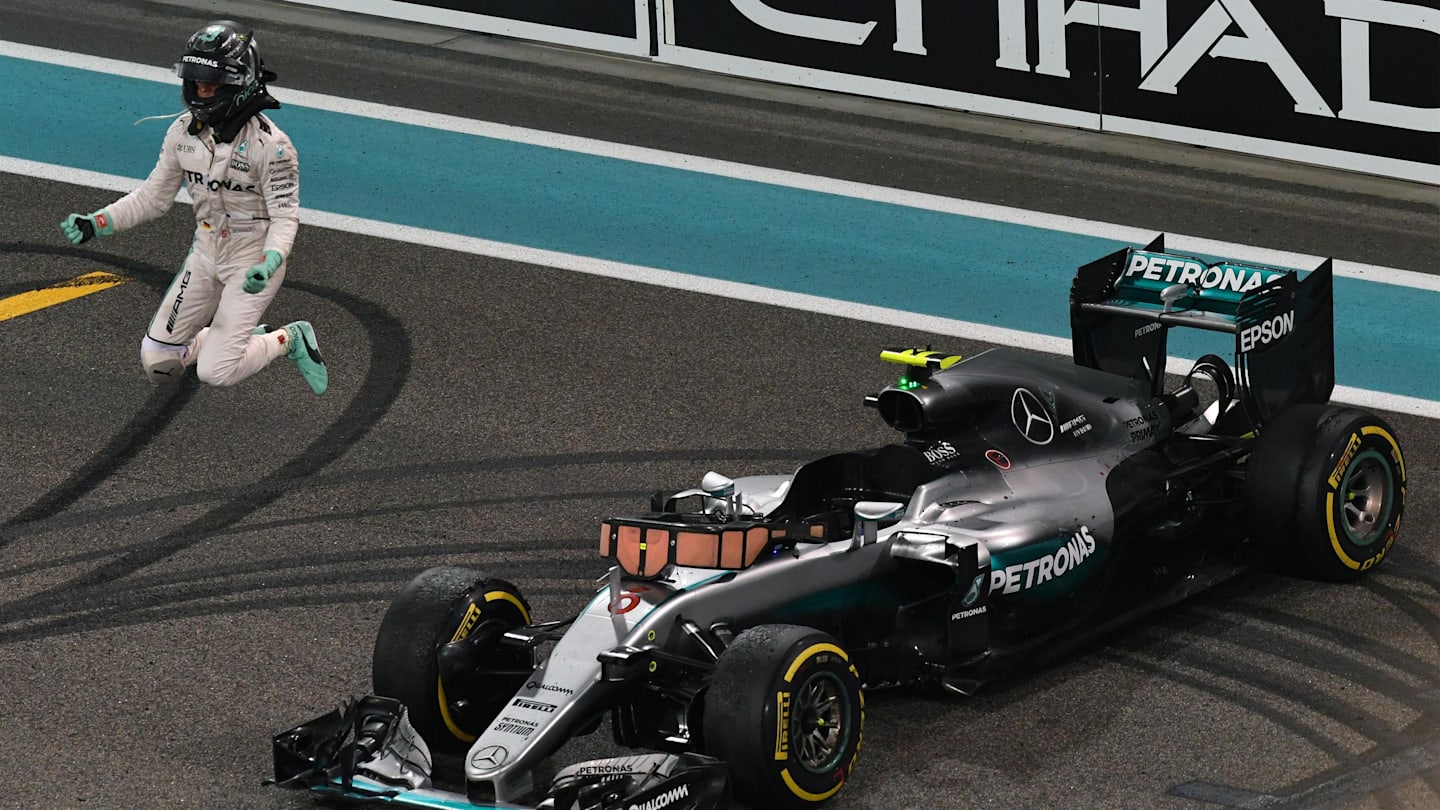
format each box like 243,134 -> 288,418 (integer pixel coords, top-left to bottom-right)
243,250 -> 284,294
60,209 -> 116,245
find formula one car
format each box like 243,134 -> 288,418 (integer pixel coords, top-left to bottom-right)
271,236 -> 1406,810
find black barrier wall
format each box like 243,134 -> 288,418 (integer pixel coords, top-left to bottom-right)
279,0 -> 1440,183
399,0 -> 637,38
278,0 -> 650,56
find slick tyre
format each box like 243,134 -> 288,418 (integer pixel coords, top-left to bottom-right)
1246,405 -> 1406,582
703,624 -> 864,809
372,566 -> 532,754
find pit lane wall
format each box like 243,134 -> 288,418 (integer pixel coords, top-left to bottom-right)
278,0 -> 1440,185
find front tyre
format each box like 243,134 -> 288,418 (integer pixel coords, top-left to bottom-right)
1246,405 -> 1406,581
703,624 -> 864,810
372,566 -> 532,753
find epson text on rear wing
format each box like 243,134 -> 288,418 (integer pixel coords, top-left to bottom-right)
1069,235 -> 1334,429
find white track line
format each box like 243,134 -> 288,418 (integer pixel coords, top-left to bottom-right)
9,157 -> 1434,419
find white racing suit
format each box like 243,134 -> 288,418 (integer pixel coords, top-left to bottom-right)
106,112 -> 300,385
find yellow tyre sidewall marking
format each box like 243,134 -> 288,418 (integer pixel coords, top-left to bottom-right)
1327,427 -> 1405,571
782,769 -> 845,803
778,642 -> 859,802
437,675 -> 476,743
485,589 -> 531,622
783,642 -> 847,683
438,589 -> 531,743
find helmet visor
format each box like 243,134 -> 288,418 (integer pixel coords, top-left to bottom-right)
174,55 -> 248,85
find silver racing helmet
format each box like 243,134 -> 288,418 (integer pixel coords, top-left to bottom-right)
173,20 -> 274,125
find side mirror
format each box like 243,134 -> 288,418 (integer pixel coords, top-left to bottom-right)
852,501 -> 905,550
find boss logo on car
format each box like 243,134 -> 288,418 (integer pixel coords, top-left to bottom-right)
923,440 -> 960,465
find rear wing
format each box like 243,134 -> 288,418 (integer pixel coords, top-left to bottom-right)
1070,234 -> 1333,425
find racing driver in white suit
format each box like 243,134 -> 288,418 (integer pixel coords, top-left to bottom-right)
60,20 -> 327,395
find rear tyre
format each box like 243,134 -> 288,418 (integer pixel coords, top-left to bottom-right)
1246,405 -> 1406,581
372,566 -> 532,753
703,624 -> 864,809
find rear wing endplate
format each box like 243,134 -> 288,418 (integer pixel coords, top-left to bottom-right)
1070,234 -> 1334,423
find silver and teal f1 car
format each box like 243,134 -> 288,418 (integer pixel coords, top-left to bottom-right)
270,236 -> 1406,810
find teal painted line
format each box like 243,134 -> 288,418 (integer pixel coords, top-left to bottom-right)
321,776 -> 498,808
2,55 -> 1435,400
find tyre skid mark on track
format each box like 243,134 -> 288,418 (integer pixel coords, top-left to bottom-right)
1190,623 -> 1431,724
0,588 -> 570,645
1193,609 -> 1435,697
1367,579 -> 1440,650
1224,595 -> 1438,684
1102,650 -> 1352,760
0,488 -> 645,585
0,434 -> 825,640
0,244 -> 199,543
0,559 -> 592,644
0,527 -> 599,582
0,242 -> 413,617
1177,729 -> 1440,809
0,449 -> 823,544
2,538 -> 597,626
1420,758 -> 1440,800
1120,625 -> 1408,750
1121,581 -> 1440,807
0,513 -> 610,640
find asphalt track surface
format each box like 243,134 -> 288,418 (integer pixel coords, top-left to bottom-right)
1,1 -> 1438,809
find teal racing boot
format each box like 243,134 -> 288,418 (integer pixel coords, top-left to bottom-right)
282,321 -> 328,395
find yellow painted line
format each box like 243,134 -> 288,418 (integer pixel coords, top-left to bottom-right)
0,272 -> 129,322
